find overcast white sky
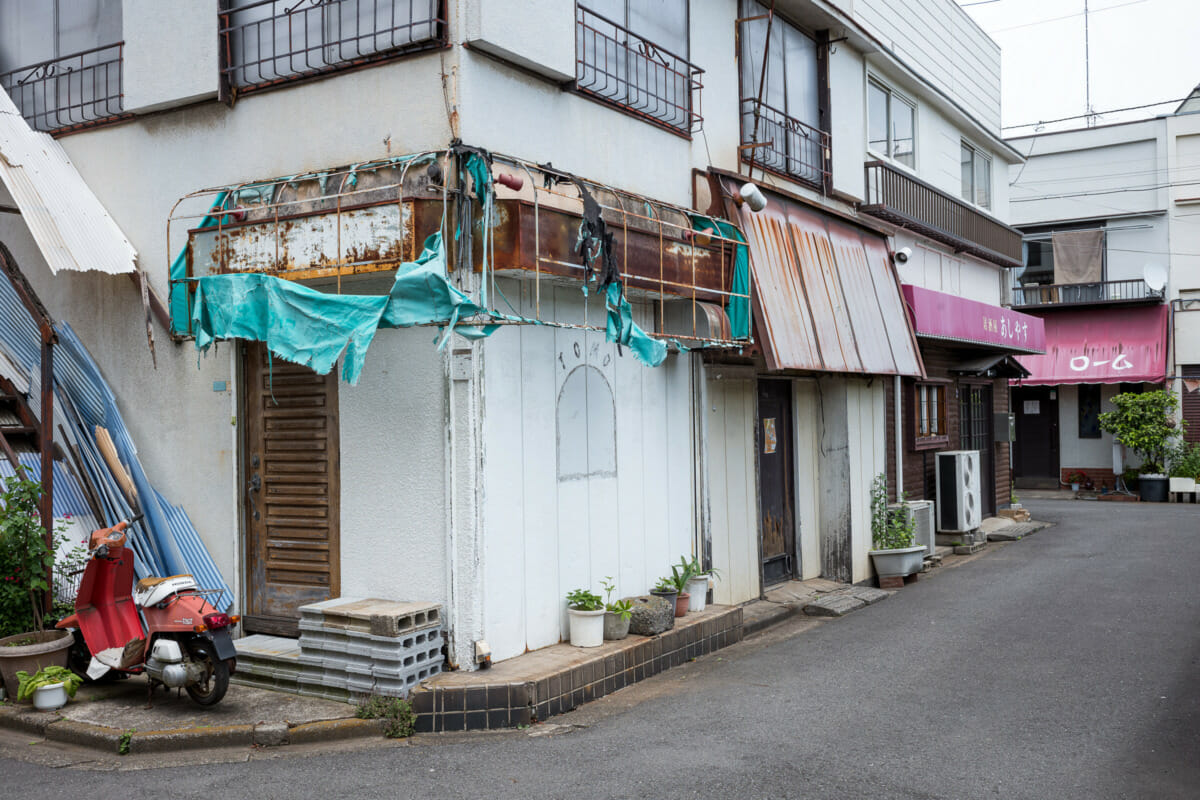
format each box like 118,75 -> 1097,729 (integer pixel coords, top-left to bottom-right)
960,0 -> 1200,134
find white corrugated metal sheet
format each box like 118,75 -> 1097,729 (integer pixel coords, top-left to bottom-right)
0,90 -> 136,275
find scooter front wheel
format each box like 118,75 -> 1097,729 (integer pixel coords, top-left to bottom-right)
185,640 -> 230,706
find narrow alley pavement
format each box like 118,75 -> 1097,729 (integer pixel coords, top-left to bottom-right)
4,498 -> 1199,799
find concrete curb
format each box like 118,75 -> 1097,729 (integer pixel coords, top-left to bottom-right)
0,704 -> 385,754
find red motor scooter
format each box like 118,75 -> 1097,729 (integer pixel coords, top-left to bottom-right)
55,516 -> 238,706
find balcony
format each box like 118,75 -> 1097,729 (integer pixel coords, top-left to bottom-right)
574,5 -> 703,135
739,98 -> 828,190
0,43 -> 126,133
1010,279 -> 1164,309
219,0 -> 447,93
860,160 -> 1023,268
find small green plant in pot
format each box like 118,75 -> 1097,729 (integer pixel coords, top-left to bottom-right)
1099,390 -> 1181,501
1167,440 -> 1200,494
16,665 -> 81,711
867,473 -> 924,584
565,588 -> 605,648
599,577 -> 632,641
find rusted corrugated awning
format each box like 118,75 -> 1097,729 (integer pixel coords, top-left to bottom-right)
726,180 -> 923,376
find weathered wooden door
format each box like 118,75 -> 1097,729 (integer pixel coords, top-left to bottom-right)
758,380 -> 795,586
242,343 -> 340,636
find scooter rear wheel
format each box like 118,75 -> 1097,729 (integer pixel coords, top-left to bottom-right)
185,640 -> 229,706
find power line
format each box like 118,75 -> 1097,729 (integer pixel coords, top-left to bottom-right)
990,0 -> 1149,34
959,0 -> 1003,6
1011,179 -> 1200,202
1003,97 -> 1187,130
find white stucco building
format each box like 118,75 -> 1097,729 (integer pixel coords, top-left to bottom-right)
0,0 -> 1027,683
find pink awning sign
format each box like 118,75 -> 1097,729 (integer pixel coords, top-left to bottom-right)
1013,304 -> 1169,386
901,284 -> 1046,354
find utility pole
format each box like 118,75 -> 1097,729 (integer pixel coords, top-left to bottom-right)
1084,0 -> 1095,126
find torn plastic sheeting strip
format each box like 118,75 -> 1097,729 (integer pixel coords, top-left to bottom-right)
169,190 -> 228,335
689,214 -> 751,341
605,282 -> 667,368
190,233 -> 495,385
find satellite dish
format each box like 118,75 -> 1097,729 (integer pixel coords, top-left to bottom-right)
1143,263 -> 1167,292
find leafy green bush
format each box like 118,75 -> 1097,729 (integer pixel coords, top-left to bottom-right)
1098,390 -> 1181,475
356,694 -> 415,738
0,476 -> 56,638
1167,440 -> 1200,479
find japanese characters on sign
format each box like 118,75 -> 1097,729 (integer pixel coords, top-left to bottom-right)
1068,353 -> 1133,373
981,314 -> 1032,345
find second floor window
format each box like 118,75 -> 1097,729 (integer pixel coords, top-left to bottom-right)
868,80 -> 915,168
961,142 -> 992,209
575,1 -> 700,133
221,0 -> 444,92
738,1 -> 825,187
0,0 -> 123,131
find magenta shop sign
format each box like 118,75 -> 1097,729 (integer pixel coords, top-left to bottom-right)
901,284 -> 1045,354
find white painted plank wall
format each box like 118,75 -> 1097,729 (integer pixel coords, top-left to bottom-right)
847,381 -> 887,583
703,368 -> 759,606
481,279 -> 696,663
792,380 -> 822,581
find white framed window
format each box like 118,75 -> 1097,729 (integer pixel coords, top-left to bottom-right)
867,79 -> 915,168
960,141 -> 992,209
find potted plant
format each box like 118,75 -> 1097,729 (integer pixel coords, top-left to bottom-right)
599,577 -> 632,641
649,576 -> 677,612
1099,390 -> 1181,502
0,476 -> 73,699
867,474 -> 925,583
664,558 -> 699,618
16,665 -> 82,711
1167,440 -> 1200,496
565,588 -> 605,648
1065,470 -> 1087,492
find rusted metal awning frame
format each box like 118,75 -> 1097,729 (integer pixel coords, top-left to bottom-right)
169,147 -> 754,351
0,241 -> 57,609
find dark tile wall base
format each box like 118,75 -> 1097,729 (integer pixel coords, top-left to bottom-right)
411,607 -> 743,733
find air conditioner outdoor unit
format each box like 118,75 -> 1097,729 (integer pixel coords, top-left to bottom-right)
889,500 -> 935,555
936,450 -> 982,532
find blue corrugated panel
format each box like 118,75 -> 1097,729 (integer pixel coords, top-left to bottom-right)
0,274 -> 232,610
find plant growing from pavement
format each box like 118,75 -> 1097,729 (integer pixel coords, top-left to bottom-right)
356,694 -> 415,738
1098,390 -> 1182,475
870,473 -> 915,551
565,588 -> 603,611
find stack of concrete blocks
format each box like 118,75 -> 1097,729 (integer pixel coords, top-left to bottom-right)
296,597 -> 444,701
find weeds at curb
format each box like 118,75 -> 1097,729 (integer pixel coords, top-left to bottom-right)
355,695 -> 415,739
118,728 -> 135,755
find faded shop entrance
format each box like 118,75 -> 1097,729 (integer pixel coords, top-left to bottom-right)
757,380 -> 796,585
241,342 -> 341,636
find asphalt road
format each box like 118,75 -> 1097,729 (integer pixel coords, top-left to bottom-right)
4,498 -> 1199,799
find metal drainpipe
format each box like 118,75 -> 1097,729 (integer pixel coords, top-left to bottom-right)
894,375 -> 903,497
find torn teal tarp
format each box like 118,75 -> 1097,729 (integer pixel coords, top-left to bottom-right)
690,214 -> 750,340
191,233 -> 494,384
605,282 -> 667,367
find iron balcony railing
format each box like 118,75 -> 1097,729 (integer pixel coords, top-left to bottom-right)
219,0 -> 446,92
1011,279 -> 1165,308
739,98 -> 828,189
0,43 -> 126,132
861,160 -> 1023,269
575,4 -> 703,135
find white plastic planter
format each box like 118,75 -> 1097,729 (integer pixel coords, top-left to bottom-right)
686,577 -> 709,612
567,608 -> 605,648
869,545 -> 926,579
32,682 -> 68,712
1169,477 -> 1196,494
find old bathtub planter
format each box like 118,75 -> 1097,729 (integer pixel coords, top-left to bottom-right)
868,545 -> 927,579
565,588 -> 605,648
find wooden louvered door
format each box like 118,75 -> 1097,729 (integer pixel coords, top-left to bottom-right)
242,343 -> 340,636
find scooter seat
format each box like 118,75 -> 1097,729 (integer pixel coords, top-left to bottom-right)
133,574 -> 198,607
